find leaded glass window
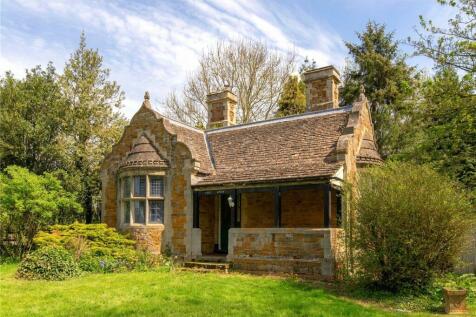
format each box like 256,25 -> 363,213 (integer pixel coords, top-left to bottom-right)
134,200 -> 145,224
134,175 -> 146,197
150,176 -> 164,197
123,177 -> 131,198
149,200 -> 164,224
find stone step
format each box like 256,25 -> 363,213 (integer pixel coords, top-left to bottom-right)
196,255 -> 228,263
183,261 -> 231,273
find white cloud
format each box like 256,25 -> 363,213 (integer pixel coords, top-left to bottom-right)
2,0 -> 346,118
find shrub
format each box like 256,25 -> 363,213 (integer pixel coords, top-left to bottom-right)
34,223 -> 139,272
349,162 -> 474,291
0,166 -> 82,258
34,223 -> 137,257
16,247 -> 80,280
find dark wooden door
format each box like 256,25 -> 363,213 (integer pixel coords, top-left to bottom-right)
220,194 -> 231,252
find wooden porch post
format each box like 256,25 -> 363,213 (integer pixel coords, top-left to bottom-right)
274,187 -> 281,227
193,191 -> 200,228
230,190 -> 237,228
323,184 -> 332,228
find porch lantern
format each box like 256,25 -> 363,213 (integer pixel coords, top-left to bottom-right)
227,195 -> 235,208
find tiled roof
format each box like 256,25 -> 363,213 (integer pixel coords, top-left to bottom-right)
195,108 -> 351,186
357,132 -> 382,165
160,117 -> 214,174
120,134 -> 168,169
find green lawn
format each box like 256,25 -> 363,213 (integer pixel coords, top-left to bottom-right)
0,263 -> 461,317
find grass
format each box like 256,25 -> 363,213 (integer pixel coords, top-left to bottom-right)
0,263 -> 470,317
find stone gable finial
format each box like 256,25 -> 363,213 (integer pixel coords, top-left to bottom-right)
359,84 -> 365,95
358,84 -> 367,102
142,91 -> 151,108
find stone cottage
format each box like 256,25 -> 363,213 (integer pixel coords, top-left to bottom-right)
100,65 -> 381,280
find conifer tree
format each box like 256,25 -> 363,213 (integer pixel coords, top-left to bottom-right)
342,22 -> 417,158
60,32 -> 126,223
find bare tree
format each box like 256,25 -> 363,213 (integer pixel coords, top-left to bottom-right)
163,39 -> 295,127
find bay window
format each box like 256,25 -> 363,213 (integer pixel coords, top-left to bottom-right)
120,174 -> 165,225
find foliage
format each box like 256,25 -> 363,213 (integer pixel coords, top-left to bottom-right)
34,223 -> 137,262
0,32 -> 126,224
164,39 -> 295,127
431,273 -> 476,303
275,75 -> 306,117
349,161 -> 474,291
60,32 -> 127,223
1,262 -> 452,317
16,247 -> 80,280
396,67 -> 476,190
0,64 -> 70,174
410,0 -> 475,73
334,273 -> 475,313
0,166 -> 82,258
341,21 -> 418,158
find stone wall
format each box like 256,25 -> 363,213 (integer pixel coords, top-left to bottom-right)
309,79 -> 329,111
199,195 -> 217,254
240,189 -> 339,229
170,143 -> 193,255
228,228 -> 343,280
282,189 -> 324,227
241,192 -> 275,228
128,226 -> 164,254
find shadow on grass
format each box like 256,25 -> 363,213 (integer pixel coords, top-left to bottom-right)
281,276 -> 448,314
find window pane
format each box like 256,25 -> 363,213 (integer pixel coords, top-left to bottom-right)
150,176 -> 164,197
149,200 -> 164,224
134,176 -> 146,197
133,200 -> 145,224
123,177 -> 131,198
124,201 -> 130,224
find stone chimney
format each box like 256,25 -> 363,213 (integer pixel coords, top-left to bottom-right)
206,85 -> 237,129
302,65 -> 340,111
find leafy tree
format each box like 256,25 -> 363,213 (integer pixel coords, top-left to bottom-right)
60,32 -> 127,223
165,39 -> 295,127
0,64 -> 70,173
349,162 -> 474,291
397,68 -> 476,190
275,75 -> 306,117
411,0 -> 475,73
400,1 -> 476,190
341,22 -> 418,158
0,166 -> 82,258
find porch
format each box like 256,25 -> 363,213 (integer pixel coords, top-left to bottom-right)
191,183 -> 344,279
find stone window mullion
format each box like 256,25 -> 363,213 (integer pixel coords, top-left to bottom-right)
145,175 -> 149,225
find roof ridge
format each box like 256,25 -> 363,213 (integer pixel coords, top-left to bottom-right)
205,106 -> 352,134
152,109 -> 205,134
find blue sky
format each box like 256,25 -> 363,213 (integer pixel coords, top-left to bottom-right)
1,0 -> 451,118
